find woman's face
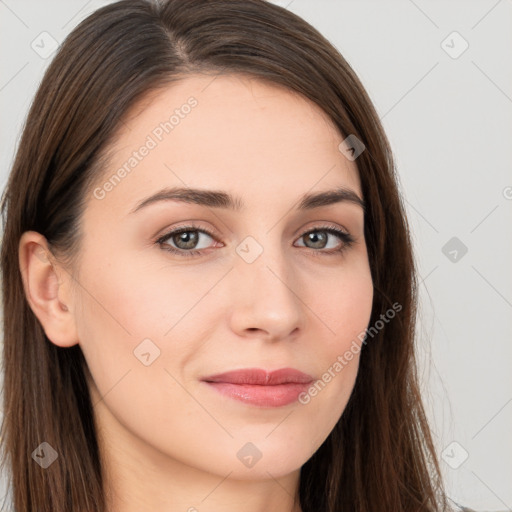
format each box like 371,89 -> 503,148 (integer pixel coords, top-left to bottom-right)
68,74 -> 373,481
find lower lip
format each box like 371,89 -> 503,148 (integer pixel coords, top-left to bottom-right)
203,381 -> 312,407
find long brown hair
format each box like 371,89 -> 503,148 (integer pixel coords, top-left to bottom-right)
0,1 -> 451,511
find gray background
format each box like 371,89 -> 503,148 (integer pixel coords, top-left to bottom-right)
1,1 -> 511,510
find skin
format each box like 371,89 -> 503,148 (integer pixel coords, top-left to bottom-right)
19,74 -> 373,512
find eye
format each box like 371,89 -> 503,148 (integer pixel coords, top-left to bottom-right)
155,223 -> 355,258
294,225 -> 355,256
156,224 -> 218,257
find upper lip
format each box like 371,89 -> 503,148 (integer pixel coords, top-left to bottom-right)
202,367 -> 315,385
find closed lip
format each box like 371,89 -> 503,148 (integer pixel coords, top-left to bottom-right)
201,367 -> 315,385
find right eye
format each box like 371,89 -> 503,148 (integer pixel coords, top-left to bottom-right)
156,225 -> 221,257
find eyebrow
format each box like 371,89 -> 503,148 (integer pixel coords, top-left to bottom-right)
129,185 -> 366,214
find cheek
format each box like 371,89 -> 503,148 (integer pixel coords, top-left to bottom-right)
73,250 -> 226,408
291,261 -> 372,435
311,264 -> 374,348
71,254 -> 177,393
74,251 -> 199,340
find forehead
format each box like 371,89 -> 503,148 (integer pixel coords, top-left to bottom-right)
90,73 -> 362,215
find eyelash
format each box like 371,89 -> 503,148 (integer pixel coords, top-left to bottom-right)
155,223 -> 355,258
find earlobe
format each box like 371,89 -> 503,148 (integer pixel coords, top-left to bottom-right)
18,231 -> 78,347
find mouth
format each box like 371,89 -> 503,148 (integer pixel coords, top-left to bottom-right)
201,367 -> 315,408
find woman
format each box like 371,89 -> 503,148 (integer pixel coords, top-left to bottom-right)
0,0 -> 471,511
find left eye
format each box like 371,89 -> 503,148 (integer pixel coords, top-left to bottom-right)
156,225 -> 354,257
295,229 -> 348,250
159,228 -> 216,252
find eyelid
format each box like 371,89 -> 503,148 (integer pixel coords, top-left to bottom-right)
295,221 -> 350,238
155,221 -> 219,241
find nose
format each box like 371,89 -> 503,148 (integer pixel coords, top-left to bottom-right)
228,245 -> 304,342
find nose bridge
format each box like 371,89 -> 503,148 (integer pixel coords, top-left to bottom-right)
227,229 -> 304,338
235,230 -> 290,291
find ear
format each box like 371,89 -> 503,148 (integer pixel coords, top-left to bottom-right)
18,231 -> 79,347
